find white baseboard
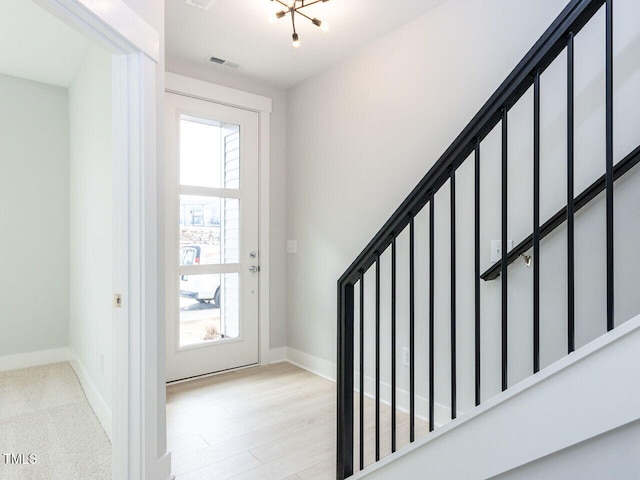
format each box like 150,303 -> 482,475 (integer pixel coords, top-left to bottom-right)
285,347 -> 337,382
0,347 -> 72,372
157,450 -> 174,480
68,353 -> 112,441
268,347 -> 288,364
358,373 -> 454,428
282,348 -> 453,427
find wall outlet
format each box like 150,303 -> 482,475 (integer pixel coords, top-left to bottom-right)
287,240 -> 297,254
491,239 -> 514,262
402,347 -> 410,367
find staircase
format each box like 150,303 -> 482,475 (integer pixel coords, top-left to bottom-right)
336,0 -> 640,478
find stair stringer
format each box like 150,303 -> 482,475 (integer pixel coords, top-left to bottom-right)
354,314 -> 640,480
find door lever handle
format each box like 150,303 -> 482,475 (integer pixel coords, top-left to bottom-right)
249,265 -> 260,273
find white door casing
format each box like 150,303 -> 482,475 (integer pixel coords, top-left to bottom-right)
33,1 -> 165,479
165,92 -> 260,381
165,73 -> 273,376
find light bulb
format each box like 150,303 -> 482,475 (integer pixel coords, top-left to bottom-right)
312,18 -> 330,32
292,32 -> 300,48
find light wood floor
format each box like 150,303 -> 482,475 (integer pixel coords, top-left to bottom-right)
167,362 -> 429,480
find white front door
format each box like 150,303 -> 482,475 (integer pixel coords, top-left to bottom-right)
165,92 -> 260,382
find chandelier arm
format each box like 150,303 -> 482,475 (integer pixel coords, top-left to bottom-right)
298,0 -> 325,8
295,10 -> 315,22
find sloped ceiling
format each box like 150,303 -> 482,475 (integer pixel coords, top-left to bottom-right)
0,0 -> 89,88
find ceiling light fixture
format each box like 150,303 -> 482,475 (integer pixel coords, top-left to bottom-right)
269,0 -> 330,48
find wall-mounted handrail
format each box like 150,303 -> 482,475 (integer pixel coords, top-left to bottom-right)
481,145 -> 640,281
337,1 -> 620,478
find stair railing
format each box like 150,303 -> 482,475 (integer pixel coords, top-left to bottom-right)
336,0 -> 638,477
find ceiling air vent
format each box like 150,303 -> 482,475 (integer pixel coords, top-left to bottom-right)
185,0 -> 216,11
209,56 -> 240,69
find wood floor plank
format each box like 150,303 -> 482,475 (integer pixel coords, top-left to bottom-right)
167,362 -> 429,480
174,451 -> 262,480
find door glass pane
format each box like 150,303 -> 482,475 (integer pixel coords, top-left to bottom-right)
179,115 -> 240,190
179,273 -> 239,347
179,195 -> 240,265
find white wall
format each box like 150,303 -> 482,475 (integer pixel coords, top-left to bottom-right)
286,0 -> 640,422
165,57 -> 289,352
490,420 -> 640,480
68,45 -> 113,414
0,73 -> 69,357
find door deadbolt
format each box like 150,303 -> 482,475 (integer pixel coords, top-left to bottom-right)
249,251 -> 257,258
249,265 -> 260,273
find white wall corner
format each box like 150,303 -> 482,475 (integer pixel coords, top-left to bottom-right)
286,347 -> 337,382
269,347 -> 288,364
0,348 -> 72,372
68,351 -> 113,441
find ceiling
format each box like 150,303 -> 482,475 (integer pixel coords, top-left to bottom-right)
0,0 -> 89,87
166,0 -> 451,89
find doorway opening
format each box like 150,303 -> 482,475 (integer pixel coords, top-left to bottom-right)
165,92 -> 260,382
0,1 -> 115,478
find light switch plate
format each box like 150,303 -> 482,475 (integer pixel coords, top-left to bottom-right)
491,239 -> 514,262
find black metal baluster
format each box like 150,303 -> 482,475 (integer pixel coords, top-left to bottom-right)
606,0 -> 614,331
375,256 -> 380,462
533,70 -> 541,374
337,281 -> 354,479
409,217 -> 415,442
567,32 -> 576,353
391,237 -> 397,453
429,196 -> 435,431
475,141 -> 481,407
502,108 -> 508,392
450,171 -> 457,419
358,272 -> 364,471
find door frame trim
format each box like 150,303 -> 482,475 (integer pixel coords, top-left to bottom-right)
165,72 -> 273,367
34,1 -> 164,478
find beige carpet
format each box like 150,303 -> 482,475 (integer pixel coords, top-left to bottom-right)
0,362 -> 111,480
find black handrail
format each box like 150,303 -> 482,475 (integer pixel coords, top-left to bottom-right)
337,0 -> 605,287
337,0 -> 617,478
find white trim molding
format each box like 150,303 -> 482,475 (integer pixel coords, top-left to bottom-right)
279,348 -> 454,427
33,2 -> 163,479
357,374 -> 454,428
0,347 -> 72,372
34,0 -> 159,61
165,72 -> 273,369
285,347 -> 337,382
269,347 -> 288,364
69,352 -> 113,440
165,73 -> 272,113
